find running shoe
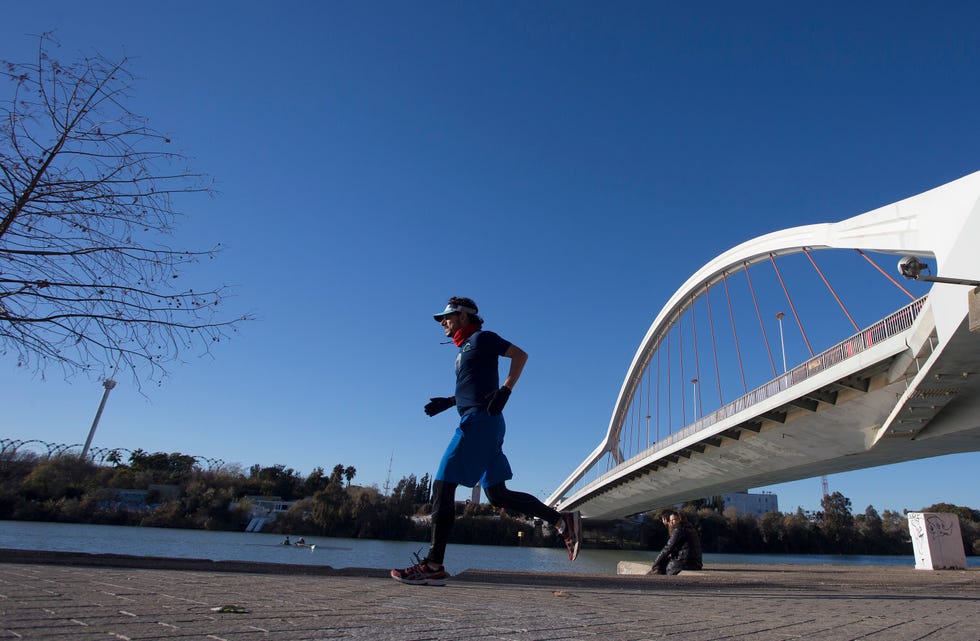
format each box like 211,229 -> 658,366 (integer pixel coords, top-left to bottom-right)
390,553 -> 450,586
558,511 -> 582,561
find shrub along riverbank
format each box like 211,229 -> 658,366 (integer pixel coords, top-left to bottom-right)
1,449 -> 976,556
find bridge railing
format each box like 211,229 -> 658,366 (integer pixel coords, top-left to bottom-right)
581,296 -> 928,495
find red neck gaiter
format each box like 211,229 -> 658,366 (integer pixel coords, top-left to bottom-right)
453,324 -> 479,347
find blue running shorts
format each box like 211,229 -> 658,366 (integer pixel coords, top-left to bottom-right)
435,411 -> 514,489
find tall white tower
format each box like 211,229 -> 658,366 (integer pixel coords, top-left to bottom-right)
81,379 -> 116,459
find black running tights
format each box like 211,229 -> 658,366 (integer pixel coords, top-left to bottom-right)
426,480 -> 562,565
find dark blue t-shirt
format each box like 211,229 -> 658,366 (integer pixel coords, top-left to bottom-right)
454,330 -> 512,415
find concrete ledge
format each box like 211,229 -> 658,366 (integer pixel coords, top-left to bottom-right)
0,548 -> 387,579
618,560 -> 652,575
617,561 -> 711,576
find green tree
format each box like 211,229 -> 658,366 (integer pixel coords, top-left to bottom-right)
20,456 -> 98,502
729,510 -> 763,553
344,465 -> 357,487
880,509 -> 911,554
854,505 -> 884,554
782,508 -> 817,553
758,511 -> 786,552
820,491 -> 854,553
416,473 -> 432,504
304,467 -> 329,496
351,492 -> 382,538
128,450 -> 197,484
181,482 -> 245,530
390,474 -> 422,514
251,465 -> 302,500
311,482 -> 352,536
695,508 -> 731,552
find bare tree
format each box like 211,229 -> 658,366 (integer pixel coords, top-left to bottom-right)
0,34 -> 250,386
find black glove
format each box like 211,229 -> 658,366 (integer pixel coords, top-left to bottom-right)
424,396 -> 456,416
485,386 -> 511,415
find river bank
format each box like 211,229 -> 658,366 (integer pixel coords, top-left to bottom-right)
3,546 -> 979,588
4,520 -> 977,574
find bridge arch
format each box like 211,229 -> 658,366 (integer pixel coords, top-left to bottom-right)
549,170 -> 980,508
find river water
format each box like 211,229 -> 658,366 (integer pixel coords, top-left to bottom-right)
1,521 -> 974,574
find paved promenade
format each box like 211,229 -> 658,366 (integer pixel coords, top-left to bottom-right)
1,550 -> 978,640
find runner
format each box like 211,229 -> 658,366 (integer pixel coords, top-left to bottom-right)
390,296 -> 582,586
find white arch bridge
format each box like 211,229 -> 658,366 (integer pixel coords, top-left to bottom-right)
549,171 -> 980,520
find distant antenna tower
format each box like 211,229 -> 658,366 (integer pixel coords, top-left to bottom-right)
383,451 -> 394,496
821,475 -> 830,499
81,378 -> 117,460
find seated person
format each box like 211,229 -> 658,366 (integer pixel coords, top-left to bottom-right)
652,510 -> 703,575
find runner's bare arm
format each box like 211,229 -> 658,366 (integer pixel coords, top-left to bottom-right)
502,344 -> 528,390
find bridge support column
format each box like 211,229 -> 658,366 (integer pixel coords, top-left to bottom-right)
907,512 -> 967,570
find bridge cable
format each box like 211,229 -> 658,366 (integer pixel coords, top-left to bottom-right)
770,253 -> 814,357
630,384 -> 636,456
678,312 -> 686,426
690,293 -> 703,420
638,372 -> 643,453
625,399 -> 632,459
722,271 -> 749,393
645,359 -> 651,448
656,346 -> 661,443
855,249 -> 916,300
666,330 -> 672,434
639,365 -> 646,453
803,248 -> 859,332
704,282 -> 724,407
625,397 -> 631,459
640,365 -> 646,453
744,261 -> 779,376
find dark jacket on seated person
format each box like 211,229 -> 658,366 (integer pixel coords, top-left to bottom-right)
652,518 -> 703,575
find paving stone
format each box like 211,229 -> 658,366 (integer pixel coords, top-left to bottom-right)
0,553 -> 977,641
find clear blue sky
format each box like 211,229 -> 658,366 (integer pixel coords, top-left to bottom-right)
3,1 -> 979,515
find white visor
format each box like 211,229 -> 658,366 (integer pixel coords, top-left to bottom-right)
433,303 -> 477,321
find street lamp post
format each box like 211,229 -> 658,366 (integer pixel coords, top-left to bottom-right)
775,312 -> 787,373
